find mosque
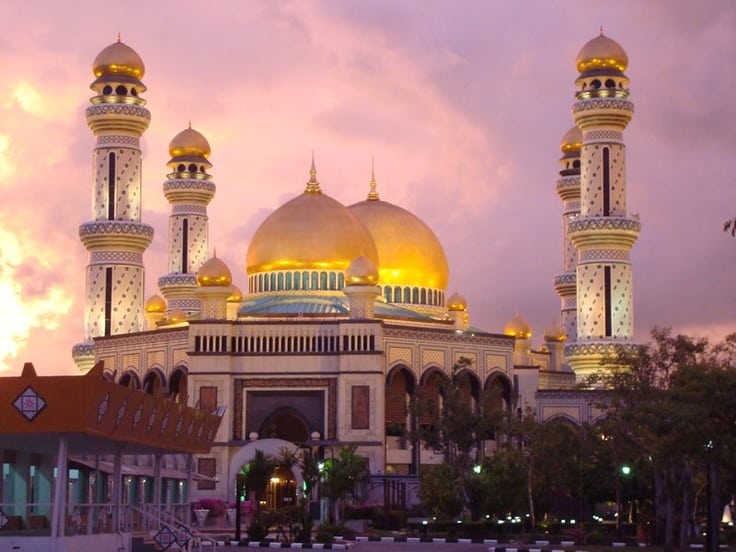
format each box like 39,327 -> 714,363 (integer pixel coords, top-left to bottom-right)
64,30 -> 639,507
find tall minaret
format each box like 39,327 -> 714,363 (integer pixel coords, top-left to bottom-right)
564,31 -> 641,381
158,126 -> 215,316
73,38 -> 153,372
553,126 -> 582,342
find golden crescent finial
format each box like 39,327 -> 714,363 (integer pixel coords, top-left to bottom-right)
599,25 -> 604,36
367,156 -> 379,201
306,151 -> 321,193
117,32 -> 122,43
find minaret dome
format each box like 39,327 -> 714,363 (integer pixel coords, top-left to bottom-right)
91,38 -> 146,89
575,32 -> 628,75
197,255 -> 232,287
169,127 -> 212,161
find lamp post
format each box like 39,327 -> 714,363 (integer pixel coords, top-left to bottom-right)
235,473 -> 246,542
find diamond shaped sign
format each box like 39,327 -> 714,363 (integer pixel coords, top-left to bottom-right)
0,509 -> 8,529
13,386 -> 47,421
175,524 -> 192,546
153,525 -> 177,550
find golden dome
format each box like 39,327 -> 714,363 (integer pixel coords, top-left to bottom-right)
576,32 -> 628,74
169,126 -> 211,159
345,256 -> 379,286
226,285 -> 243,302
348,197 -> 449,290
504,312 -> 532,339
144,294 -> 166,313
560,126 -> 582,155
447,292 -> 468,312
544,322 -> 567,343
197,255 -> 232,287
168,308 -> 187,323
246,165 -> 378,275
92,39 -> 145,80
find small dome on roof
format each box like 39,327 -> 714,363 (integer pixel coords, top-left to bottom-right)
544,322 -> 567,343
226,285 -> 243,302
576,32 -> 628,75
197,255 -> 232,287
504,312 -> 532,339
345,256 -> 379,286
169,126 -> 211,160
560,126 -> 582,155
145,294 -> 166,313
92,39 -> 145,80
168,308 -> 187,323
447,292 -> 468,312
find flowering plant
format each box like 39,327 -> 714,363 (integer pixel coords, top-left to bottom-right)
193,498 -> 227,517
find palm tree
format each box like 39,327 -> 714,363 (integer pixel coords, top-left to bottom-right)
243,449 -> 276,516
725,217 -> 736,236
321,445 -> 370,523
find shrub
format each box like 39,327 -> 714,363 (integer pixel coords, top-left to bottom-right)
193,498 -> 227,518
315,521 -> 344,543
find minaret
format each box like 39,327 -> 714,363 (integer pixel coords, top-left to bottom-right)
158,126 -> 215,316
72,38 -> 153,372
553,126 -> 582,342
564,31 -> 641,381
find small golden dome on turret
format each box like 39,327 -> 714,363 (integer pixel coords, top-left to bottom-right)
345,256 -> 379,286
169,126 -> 211,159
168,308 -> 187,323
92,38 -> 145,80
560,126 -> 582,155
226,285 -> 243,302
504,313 -> 532,339
544,322 -> 567,343
447,292 -> 468,312
145,294 -> 166,314
576,31 -> 628,75
197,255 -> 232,287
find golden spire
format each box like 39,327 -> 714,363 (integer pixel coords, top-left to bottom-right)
117,32 -> 122,43
599,25 -> 604,36
367,156 -> 380,201
306,151 -> 321,193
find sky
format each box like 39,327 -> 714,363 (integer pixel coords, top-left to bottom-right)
0,0 -> 734,375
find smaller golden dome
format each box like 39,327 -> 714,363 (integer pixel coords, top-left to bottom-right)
345,256 -> 379,286
169,308 -> 187,323
197,255 -> 232,287
560,126 -> 582,155
145,294 -> 166,313
544,322 -> 567,343
169,126 -> 211,159
576,32 -> 628,74
447,292 -> 468,312
92,39 -> 145,80
226,285 -> 243,302
504,312 -> 532,339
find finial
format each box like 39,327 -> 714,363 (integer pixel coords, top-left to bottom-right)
188,120 -> 192,130
599,25 -> 604,36
306,151 -> 321,193
367,156 -> 380,201
213,246 -> 217,258
117,32 -> 122,43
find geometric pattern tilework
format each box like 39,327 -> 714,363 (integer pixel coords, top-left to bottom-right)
92,148 -> 143,222
576,262 -> 633,339
168,214 -> 209,274
123,352 -> 141,372
388,346 -> 412,367
85,264 -> 145,338
13,386 -> 47,421
90,251 -> 143,264
172,349 -> 188,368
454,351 -> 477,366
584,130 -> 623,143
147,350 -> 166,369
580,143 -> 627,217
485,353 -> 507,373
99,355 -> 115,373
421,349 -> 445,369
580,249 -> 630,262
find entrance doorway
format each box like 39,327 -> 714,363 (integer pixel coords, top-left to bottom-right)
265,466 -> 297,510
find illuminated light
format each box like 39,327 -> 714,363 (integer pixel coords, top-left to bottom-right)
270,477 -> 280,484
621,465 -> 631,476
473,464 -> 481,474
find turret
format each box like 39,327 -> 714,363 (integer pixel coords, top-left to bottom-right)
565,31 -> 641,381
72,38 -> 154,372
196,254 -> 232,320
158,126 -> 216,317
343,256 -> 380,319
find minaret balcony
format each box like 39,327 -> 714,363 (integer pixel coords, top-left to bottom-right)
85,103 -> 150,136
163,179 -> 216,204
159,273 -> 198,291
568,216 -> 640,249
556,176 -> 580,200
572,97 -> 633,130
79,221 -> 154,251
553,272 -> 576,296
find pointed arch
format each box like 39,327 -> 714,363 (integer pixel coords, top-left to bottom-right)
169,365 -> 188,403
143,367 -> 166,396
118,370 -> 141,389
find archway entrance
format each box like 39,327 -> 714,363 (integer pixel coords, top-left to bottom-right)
258,407 -> 309,443
265,465 -> 297,510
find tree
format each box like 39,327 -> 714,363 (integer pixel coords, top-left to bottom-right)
321,445 -> 370,523
590,328 -> 736,552
418,463 -> 465,520
724,217 -> 736,236
243,449 -> 277,516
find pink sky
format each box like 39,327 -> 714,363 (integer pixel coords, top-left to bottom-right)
0,1 -> 733,375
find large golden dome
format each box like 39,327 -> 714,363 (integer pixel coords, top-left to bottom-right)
169,126 -> 211,160
348,193 -> 449,290
246,165 -> 379,275
576,32 -> 628,75
92,39 -> 145,80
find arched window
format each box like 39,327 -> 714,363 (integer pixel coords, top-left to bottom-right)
270,273 -> 277,291
403,287 -> 411,303
285,272 -> 292,290
412,288 -> 419,303
420,289 -> 427,304
320,272 -> 327,289
302,271 -> 310,290
394,286 -> 401,303
311,272 -> 318,290
293,272 -> 300,290
338,273 -> 344,289
385,287 -> 392,302
329,272 -> 336,290
278,272 -> 284,291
